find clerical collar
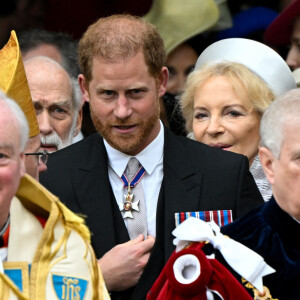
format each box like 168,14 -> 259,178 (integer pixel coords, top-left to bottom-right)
104,120 -> 164,177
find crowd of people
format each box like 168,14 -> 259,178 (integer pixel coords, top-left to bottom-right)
0,0 -> 300,299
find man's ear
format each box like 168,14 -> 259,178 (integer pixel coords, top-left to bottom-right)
157,66 -> 169,98
259,147 -> 275,185
78,74 -> 90,103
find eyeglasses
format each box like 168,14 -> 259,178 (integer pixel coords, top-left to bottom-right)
25,150 -> 49,165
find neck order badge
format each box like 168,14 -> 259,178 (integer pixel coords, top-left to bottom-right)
118,162 -> 146,219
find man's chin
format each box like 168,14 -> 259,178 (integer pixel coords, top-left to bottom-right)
94,113 -> 159,154
105,135 -> 141,155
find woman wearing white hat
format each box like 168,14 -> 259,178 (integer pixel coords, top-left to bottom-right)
180,38 -> 296,201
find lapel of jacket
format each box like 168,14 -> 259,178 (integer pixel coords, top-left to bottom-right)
161,128 -> 203,258
132,128 -> 203,299
69,135 -> 129,258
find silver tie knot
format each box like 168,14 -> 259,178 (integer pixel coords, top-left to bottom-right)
126,157 -> 141,180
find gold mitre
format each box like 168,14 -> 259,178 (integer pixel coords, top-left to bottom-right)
0,30 -> 39,137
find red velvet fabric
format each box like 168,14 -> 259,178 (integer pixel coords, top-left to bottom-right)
147,242 -> 252,300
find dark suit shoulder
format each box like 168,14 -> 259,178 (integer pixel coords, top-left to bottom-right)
39,133 -> 106,205
221,203 -> 266,241
46,133 -> 103,167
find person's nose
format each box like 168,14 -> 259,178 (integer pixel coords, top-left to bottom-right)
286,45 -> 300,71
114,96 -> 133,120
38,111 -> 54,135
206,116 -> 224,136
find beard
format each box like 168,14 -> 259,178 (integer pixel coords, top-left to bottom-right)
41,117 -> 77,152
90,102 -> 160,155
41,132 -> 64,152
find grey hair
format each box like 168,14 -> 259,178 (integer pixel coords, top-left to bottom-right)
69,77 -> 82,139
70,77 -> 82,114
260,88 -> 300,158
0,91 -> 29,151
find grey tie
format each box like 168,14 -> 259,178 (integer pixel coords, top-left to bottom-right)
125,157 -> 147,240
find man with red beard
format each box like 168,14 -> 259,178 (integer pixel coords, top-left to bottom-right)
40,14 -> 264,300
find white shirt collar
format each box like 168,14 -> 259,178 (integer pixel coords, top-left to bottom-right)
104,120 -> 164,177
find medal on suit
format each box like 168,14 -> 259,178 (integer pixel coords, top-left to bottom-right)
118,167 -> 145,219
119,185 -> 140,218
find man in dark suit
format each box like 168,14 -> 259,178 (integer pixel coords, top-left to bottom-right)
40,14 -> 263,299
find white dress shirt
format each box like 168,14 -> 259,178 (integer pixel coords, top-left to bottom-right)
104,121 -> 164,237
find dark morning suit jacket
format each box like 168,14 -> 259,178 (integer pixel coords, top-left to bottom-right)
40,127 -> 263,300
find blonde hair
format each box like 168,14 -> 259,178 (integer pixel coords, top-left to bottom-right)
180,61 -> 275,132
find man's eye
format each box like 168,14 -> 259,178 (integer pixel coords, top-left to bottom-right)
100,90 -> 116,100
104,90 -> 114,96
51,107 -> 68,119
128,89 -> 145,99
33,103 -> 43,115
54,107 -> 66,113
0,153 -> 9,165
132,89 -> 141,94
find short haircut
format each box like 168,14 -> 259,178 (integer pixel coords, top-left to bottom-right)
78,14 -> 166,82
260,88 -> 300,158
180,61 -> 275,133
0,91 -> 29,151
18,29 -> 80,78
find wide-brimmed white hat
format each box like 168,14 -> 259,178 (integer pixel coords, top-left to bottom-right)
195,38 -> 296,97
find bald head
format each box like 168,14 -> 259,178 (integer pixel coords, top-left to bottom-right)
24,56 -> 72,95
24,56 -> 82,152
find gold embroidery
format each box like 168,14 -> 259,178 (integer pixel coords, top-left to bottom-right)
241,278 -> 278,300
62,277 -> 81,300
3,262 -> 29,297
